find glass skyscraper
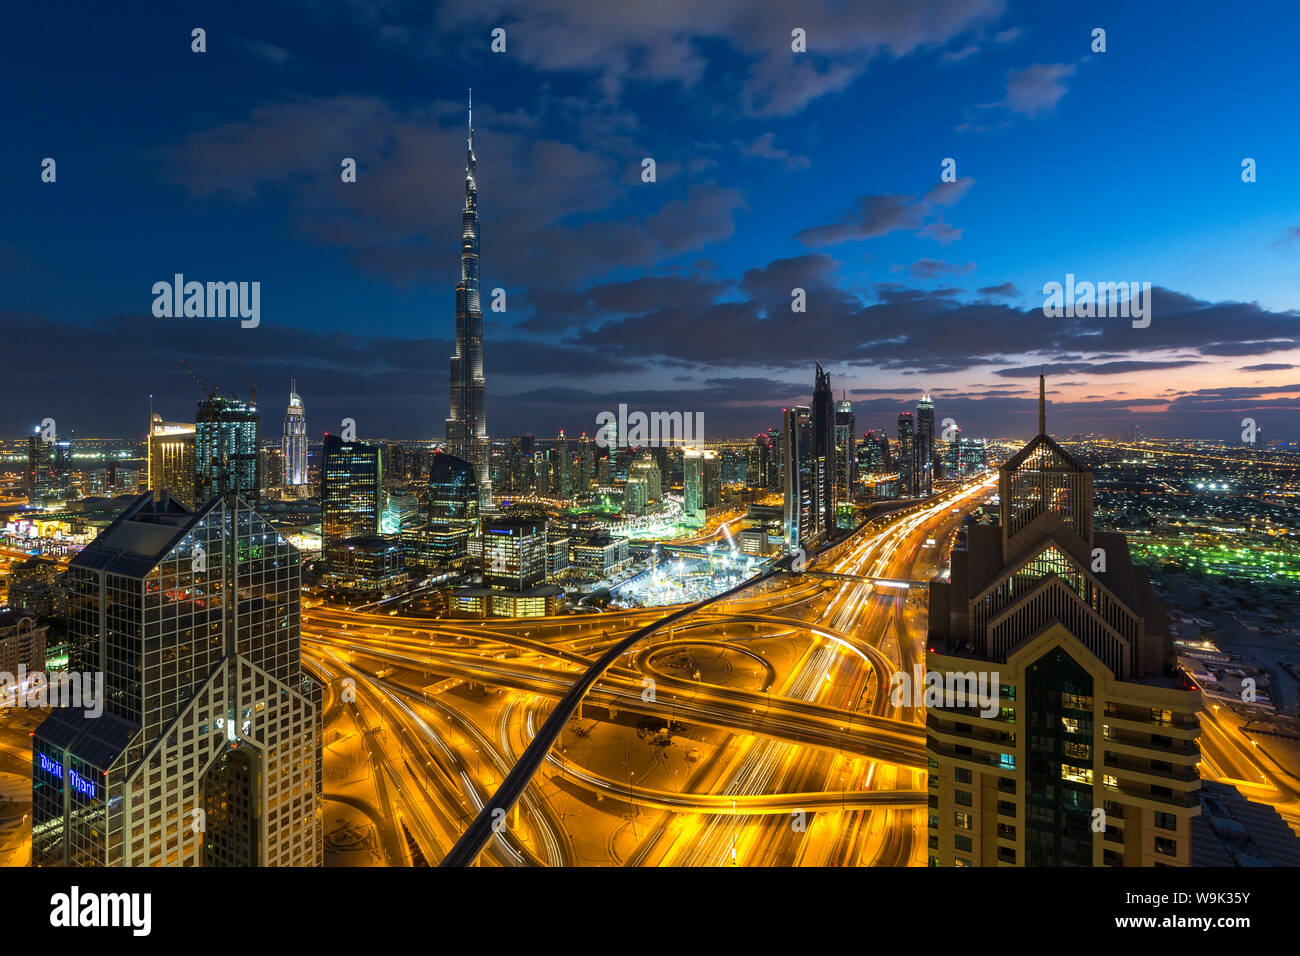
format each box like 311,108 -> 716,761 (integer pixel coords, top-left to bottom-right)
320,433 -> 383,548
32,490 -> 321,866
195,395 -> 260,506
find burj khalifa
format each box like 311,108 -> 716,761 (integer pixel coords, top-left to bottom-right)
445,90 -> 491,506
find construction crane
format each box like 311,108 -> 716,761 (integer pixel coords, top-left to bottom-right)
236,359 -> 257,407
180,359 -> 220,401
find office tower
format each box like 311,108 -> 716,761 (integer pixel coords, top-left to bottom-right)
428,451 -> 480,531
33,490 -> 322,866
534,449 -> 550,496
381,486 -> 421,534
445,92 -> 490,508
812,365 -> 836,534
925,377 -> 1199,867
148,414 -> 196,509
897,412 -> 915,496
320,433 -> 382,546
466,518 -> 562,617
835,397 -> 856,509
683,448 -> 716,527
282,380 -> 308,487
782,406 -> 814,550
747,433 -> 772,489
628,457 -> 662,503
501,436 -> 525,495
25,429 -> 70,508
577,433 -> 595,491
554,431 -> 572,499
194,395 -> 260,506
947,433 -> 988,478
651,445 -> 671,490
916,393 -> 935,496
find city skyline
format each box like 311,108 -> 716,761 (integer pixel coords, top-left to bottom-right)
3,3 -> 1299,441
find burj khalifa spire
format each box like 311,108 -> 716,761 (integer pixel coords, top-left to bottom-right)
446,89 -> 491,506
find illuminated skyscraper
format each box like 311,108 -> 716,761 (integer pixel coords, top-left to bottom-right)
445,91 -> 490,508
320,433 -> 382,546
916,393 -> 935,496
782,406 -> 814,550
812,365 -> 836,534
33,490 -> 321,866
428,451 -> 480,530
195,396 -> 259,506
25,428 -> 70,508
926,377 -> 1200,866
897,412 -> 915,496
834,396 -> 855,512
148,414 -> 196,509
282,380 -> 308,487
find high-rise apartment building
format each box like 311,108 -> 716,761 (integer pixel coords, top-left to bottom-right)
925,378 -> 1200,867
32,490 -> 321,866
194,395 -> 260,506
25,429 -> 70,508
897,412 -> 915,496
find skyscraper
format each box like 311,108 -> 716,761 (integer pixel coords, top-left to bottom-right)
782,406 -> 814,550
916,393 -> 935,497
25,428 -> 70,508
897,411 -> 915,496
148,414 -> 196,509
320,433 -> 383,546
812,364 -> 836,535
445,91 -> 490,508
428,451 -> 480,530
834,396 -> 856,512
33,490 -> 322,866
194,395 -> 260,506
925,377 -> 1200,866
282,380 -> 308,488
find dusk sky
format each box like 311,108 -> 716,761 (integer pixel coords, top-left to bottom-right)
4,0 -> 1299,442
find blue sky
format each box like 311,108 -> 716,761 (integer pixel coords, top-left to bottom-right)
3,0 -> 1299,440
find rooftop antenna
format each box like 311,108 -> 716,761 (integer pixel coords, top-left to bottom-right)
1038,373 -> 1046,436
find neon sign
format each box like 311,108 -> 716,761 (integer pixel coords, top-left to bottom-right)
38,752 -> 97,800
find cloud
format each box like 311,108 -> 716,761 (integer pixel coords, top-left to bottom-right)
1000,62 -> 1076,115
977,282 -> 1020,297
737,132 -> 810,169
159,95 -> 744,286
238,39 -> 292,65
427,0 -> 1009,117
794,177 -> 974,246
1274,227 -> 1300,247
910,258 -> 975,278
1237,363 -> 1297,372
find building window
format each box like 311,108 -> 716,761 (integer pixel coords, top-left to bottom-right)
1103,774 -> 1118,790
1154,837 -> 1177,857
955,789 -> 973,807
1154,812 -> 1177,832
1061,765 -> 1093,785
955,835 -> 972,852
999,753 -> 1016,770
954,767 -> 972,784
1061,717 -> 1080,734
1065,741 -> 1091,760
954,812 -> 973,830
997,800 -> 1016,817
954,857 -> 972,867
